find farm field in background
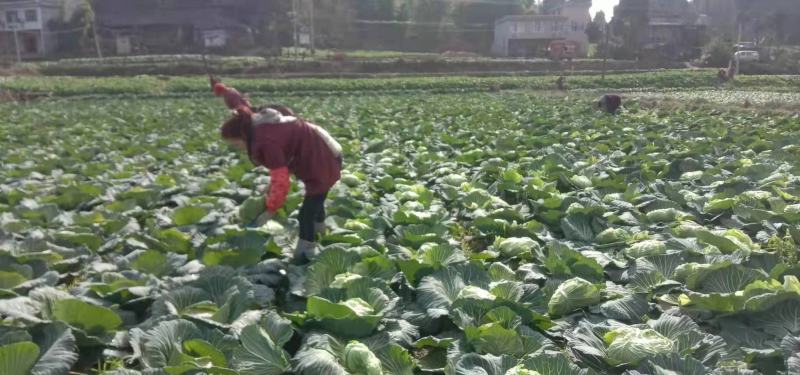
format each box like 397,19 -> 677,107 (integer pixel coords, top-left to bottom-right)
9,53 -> 683,77
2,75 -> 800,375
2,70 -> 799,97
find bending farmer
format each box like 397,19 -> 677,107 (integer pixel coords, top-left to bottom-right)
216,92 -> 342,264
596,94 -> 622,115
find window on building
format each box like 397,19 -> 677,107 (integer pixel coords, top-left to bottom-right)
535,22 -> 541,32
572,21 -> 578,32
25,9 -> 37,22
6,10 -> 19,24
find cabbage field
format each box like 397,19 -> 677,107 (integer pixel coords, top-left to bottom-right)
2,75 -> 800,375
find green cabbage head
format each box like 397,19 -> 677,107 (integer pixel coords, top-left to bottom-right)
604,326 -> 674,365
344,341 -> 383,375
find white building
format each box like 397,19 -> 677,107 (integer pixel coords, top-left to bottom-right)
0,0 -> 79,58
492,0 -> 591,58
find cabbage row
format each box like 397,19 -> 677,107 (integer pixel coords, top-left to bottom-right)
2,90 -> 800,374
3,71 -> 800,98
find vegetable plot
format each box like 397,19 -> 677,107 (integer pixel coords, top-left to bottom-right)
3,71 -> 799,98
2,88 -> 800,374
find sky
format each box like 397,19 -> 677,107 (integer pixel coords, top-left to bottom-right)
590,0 -> 620,20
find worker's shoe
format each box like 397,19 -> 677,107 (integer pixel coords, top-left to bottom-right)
292,239 -> 318,265
314,222 -> 327,238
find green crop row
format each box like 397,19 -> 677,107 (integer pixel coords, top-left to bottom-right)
3,70 -> 799,98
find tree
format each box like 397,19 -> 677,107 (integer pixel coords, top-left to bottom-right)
355,0 -> 394,20
248,0 -> 292,53
451,0 -> 523,27
609,19 -> 638,59
734,0 -> 800,45
410,0 -> 448,23
404,0 -> 450,51
540,0 -> 565,15
593,10 -> 607,27
586,11 -> 607,44
517,0 -> 536,10
80,0 -> 95,44
448,0 -> 524,53
585,12 -> 606,43
585,22 -> 602,43
395,1 -> 411,21
611,0 -> 649,59
47,2 -> 91,57
313,0 -> 357,48
703,36 -> 733,67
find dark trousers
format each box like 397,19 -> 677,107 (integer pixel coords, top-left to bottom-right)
298,192 -> 327,242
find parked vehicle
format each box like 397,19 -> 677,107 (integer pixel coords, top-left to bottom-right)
734,50 -> 760,62
735,42 -> 757,52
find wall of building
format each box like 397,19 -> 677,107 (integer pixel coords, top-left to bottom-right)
2,6 -> 44,31
560,2 -> 590,26
492,22 -> 512,55
559,2 -> 590,55
492,15 -> 589,57
0,0 -> 73,57
0,2 -> 62,57
649,0 -> 690,19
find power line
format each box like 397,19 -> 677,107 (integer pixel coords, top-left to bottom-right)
350,23 -> 495,31
42,26 -> 88,35
400,0 -> 526,5
352,19 -> 491,29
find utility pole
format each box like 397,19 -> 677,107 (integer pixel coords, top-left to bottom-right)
601,22 -> 610,81
40,9 -> 46,57
12,24 -> 21,63
737,20 -> 742,43
291,0 -> 298,57
92,19 -> 103,58
309,0 -> 315,55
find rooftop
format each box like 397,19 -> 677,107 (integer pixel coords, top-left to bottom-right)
98,7 -> 243,30
496,14 -> 568,24
0,0 -> 60,8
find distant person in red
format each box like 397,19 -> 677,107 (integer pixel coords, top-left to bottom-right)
214,81 -> 343,264
596,94 -> 622,115
717,68 -> 728,84
556,75 -> 566,91
717,61 -> 736,85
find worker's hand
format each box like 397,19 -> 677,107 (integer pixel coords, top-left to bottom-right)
252,211 -> 274,227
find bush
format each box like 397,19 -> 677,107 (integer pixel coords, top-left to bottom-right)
610,45 -> 636,61
703,38 -> 733,68
772,49 -> 800,74
741,49 -> 800,75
